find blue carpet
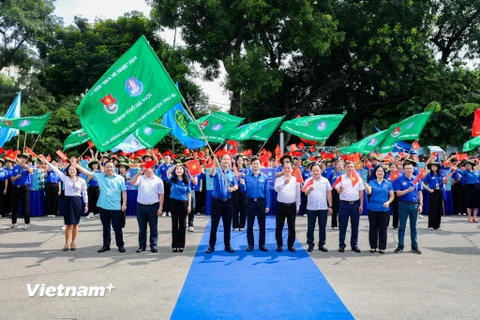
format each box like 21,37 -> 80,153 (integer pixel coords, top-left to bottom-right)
171,216 -> 353,320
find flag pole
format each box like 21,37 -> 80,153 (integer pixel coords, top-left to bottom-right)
79,147 -> 90,159
31,135 -> 41,151
16,134 -> 20,151
181,101 -> 230,185
255,140 -> 269,157
23,132 -> 27,152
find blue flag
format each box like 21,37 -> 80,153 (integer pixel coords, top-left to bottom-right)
162,101 -> 206,150
0,92 -> 21,147
393,141 -> 416,154
110,133 -> 145,153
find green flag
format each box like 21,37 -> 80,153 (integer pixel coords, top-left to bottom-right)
280,114 -> 346,141
463,136 -> 480,152
187,112 -> 244,143
0,112 -> 51,135
76,35 -> 183,152
378,111 -> 433,153
227,116 -> 285,141
342,130 -> 388,154
132,123 -> 171,149
64,129 -> 89,150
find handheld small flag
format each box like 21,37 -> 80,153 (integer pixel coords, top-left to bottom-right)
88,140 -> 95,149
350,170 -> 362,187
141,160 -> 156,169
292,166 -> 304,184
332,175 -> 342,188
56,150 -> 68,162
302,178 -> 314,192
389,171 -> 400,181
413,168 -> 427,185
25,147 -> 37,158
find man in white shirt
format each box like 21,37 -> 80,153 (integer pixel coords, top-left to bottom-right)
335,161 -> 365,253
304,164 -> 333,252
274,161 -> 301,252
131,164 -> 164,253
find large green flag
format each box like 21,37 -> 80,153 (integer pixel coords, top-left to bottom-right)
132,123 -> 171,149
76,35 -> 183,152
280,114 -> 346,141
463,136 -> 480,152
342,130 -> 388,154
227,116 -> 284,141
187,112 -> 244,143
378,111 -> 433,153
0,112 -> 51,135
64,129 -> 89,150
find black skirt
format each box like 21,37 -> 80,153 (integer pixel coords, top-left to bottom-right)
64,196 -> 82,225
465,184 -> 479,209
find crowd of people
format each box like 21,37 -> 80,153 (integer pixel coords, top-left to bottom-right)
0,147 -> 476,255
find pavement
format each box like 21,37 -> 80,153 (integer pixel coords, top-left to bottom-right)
0,213 -> 478,320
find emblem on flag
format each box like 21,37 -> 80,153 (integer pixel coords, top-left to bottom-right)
19,120 -> 30,127
316,121 -> 328,131
368,137 -> 378,146
100,94 -> 119,114
407,122 -> 414,129
1,120 -> 12,126
143,127 -> 153,135
200,120 -> 209,129
78,131 -> 86,137
391,126 -> 401,137
125,77 -> 144,97
212,124 -> 223,131
174,110 -> 189,133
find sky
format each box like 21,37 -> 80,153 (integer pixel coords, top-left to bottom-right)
53,0 -> 230,110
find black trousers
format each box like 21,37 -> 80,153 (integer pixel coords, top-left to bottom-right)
428,189 -> 443,229
195,190 -> 204,214
452,183 -> 466,214
12,186 -> 29,224
87,186 -> 100,214
188,191 -> 195,227
4,179 -> 12,214
306,209 -> 328,247
331,189 -> 340,228
209,198 -> 232,249
45,183 -> 59,215
300,192 -> 307,215
162,180 -> 172,212
275,201 -> 296,248
232,189 -> 246,229
391,195 -> 399,228
0,180 -> 5,216
368,210 -> 390,250
171,198 -> 187,248
246,198 -> 266,247
99,208 -> 124,248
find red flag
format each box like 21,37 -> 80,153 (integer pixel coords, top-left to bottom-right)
472,109 -> 480,137
227,140 -> 239,147
301,178 -> 314,192
56,150 -> 68,161
25,147 -> 37,158
350,169 -> 362,187
292,166 -> 304,184
88,140 -> 95,149
413,168 -> 427,185
389,171 -> 400,181
411,141 -> 420,150
289,144 -> 297,152
183,149 -> 190,156
275,144 -> 281,155
298,142 -> 305,150
187,160 -> 201,175
141,160 -> 156,169
310,146 -> 316,153
84,155 -> 91,161
365,159 -> 372,170
46,154 -> 51,162
205,158 -> 214,168
332,175 -> 342,188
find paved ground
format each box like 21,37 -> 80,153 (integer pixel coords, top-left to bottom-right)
0,214 -> 478,320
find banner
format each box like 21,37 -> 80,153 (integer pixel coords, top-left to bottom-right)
463,135 -> 480,152
0,91 -> 21,147
341,130 -> 387,154
64,129 -> 89,150
0,112 -> 51,135
187,112 -> 244,143
76,35 -> 183,152
280,114 -> 346,141
227,116 -> 284,141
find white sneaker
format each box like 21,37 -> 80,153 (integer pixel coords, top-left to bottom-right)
23,224 -> 29,230
168,212 -> 172,217
188,226 -> 194,232
303,214 -> 307,217
161,212 -> 166,217
234,228 -> 239,232
95,214 -> 100,218
428,227 -> 433,230
196,212 -> 201,215
47,215 -> 55,218
86,213 -> 95,219
7,224 -> 17,230
239,228 -> 244,231
61,225 -> 66,230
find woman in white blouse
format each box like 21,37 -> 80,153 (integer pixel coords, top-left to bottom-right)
40,155 -> 88,251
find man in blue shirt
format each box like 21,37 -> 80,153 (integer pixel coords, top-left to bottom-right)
157,154 -> 174,216
8,153 -> 34,230
392,159 -> 423,254
45,158 -> 62,217
75,161 -> 127,253
206,154 -> 238,254
239,157 -> 271,252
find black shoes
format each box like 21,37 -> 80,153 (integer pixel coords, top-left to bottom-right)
246,246 -> 254,252
318,246 -> 328,252
259,246 -> 268,252
205,247 -> 215,254
394,245 -> 404,254
98,246 -> 111,253
411,247 -> 422,255
338,248 -> 345,253
276,247 -> 282,252
63,247 -> 69,252
307,245 -> 314,252
136,247 -> 146,253
151,246 -> 158,253
288,247 -> 296,253
118,247 -> 126,253
352,247 -> 361,253
370,249 -> 376,253
225,247 -> 235,253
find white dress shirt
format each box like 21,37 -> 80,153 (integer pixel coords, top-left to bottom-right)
134,174 -> 164,205
274,175 -> 301,210
336,173 -> 365,201
48,163 -> 88,203
306,176 -> 332,210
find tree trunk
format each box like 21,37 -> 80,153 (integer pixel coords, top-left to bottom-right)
354,116 -> 364,141
229,90 -> 241,116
